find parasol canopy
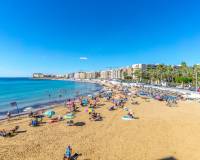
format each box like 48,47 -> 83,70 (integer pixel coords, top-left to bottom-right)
44,110 -> 55,118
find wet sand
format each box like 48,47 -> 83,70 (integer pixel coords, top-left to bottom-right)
1,97 -> 200,160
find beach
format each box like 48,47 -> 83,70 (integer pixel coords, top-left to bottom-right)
1,91 -> 200,160
1,0 -> 200,159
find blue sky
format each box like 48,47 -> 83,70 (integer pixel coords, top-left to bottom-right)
0,0 -> 200,76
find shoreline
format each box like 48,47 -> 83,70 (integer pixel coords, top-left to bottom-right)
1,78 -> 199,121
0,79 -> 103,120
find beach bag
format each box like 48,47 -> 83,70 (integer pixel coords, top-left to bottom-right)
32,120 -> 38,126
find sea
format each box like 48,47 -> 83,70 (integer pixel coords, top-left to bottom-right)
0,78 -> 102,116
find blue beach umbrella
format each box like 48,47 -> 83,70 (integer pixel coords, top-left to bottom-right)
44,110 -> 55,118
82,99 -> 88,106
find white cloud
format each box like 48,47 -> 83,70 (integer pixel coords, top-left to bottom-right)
80,57 -> 88,60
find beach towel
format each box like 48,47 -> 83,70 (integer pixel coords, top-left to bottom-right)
64,113 -> 75,119
122,115 -> 134,121
123,107 -> 129,111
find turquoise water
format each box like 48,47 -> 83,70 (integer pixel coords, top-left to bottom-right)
0,78 -> 101,114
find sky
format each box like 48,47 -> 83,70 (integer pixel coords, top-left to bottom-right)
0,0 -> 200,77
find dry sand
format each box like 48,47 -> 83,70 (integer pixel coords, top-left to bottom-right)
1,97 -> 200,160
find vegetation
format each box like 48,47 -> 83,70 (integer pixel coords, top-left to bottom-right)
131,62 -> 200,87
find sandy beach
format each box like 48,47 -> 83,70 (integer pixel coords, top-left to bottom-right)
1,94 -> 200,160
1,0 -> 200,159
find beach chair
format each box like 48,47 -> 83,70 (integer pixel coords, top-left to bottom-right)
64,152 -> 80,160
63,153 -> 80,160
70,153 -> 79,160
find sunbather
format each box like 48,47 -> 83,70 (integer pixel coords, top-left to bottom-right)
131,101 -> 139,105
49,115 -> 63,123
10,126 -> 19,133
127,111 -> 134,119
89,112 -> 102,121
109,106 -> 115,111
0,126 -> 19,137
66,120 -> 74,126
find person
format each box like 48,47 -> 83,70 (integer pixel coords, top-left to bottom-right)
109,106 -> 115,111
71,101 -> 76,112
64,100 -> 67,107
93,98 -> 97,107
65,145 -> 72,160
128,111 -> 134,119
7,112 -> 11,120
28,111 -> 33,117
0,129 -> 7,137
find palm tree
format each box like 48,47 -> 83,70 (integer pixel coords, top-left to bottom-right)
193,64 -> 200,88
164,65 -> 172,83
134,69 -> 143,82
180,61 -> 188,77
146,68 -> 156,84
155,64 -> 166,84
123,72 -> 128,80
131,62 -> 200,87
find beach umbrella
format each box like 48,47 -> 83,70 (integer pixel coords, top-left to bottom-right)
44,110 -> 55,118
82,99 -> 88,106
